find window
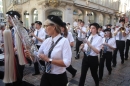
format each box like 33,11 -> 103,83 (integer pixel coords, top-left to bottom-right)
32,9 -> 38,23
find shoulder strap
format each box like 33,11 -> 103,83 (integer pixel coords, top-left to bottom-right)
48,37 -> 63,58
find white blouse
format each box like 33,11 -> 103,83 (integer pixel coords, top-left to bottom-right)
67,32 -> 74,43
102,37 -> 116,52
38,34 -> 72,74
83,34 -> 102,56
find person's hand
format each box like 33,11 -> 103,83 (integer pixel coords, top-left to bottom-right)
14,48 -> 17,52
24,50 -> 31,58
30,32 -> 35,37
39,54 -> 49,62
1,43 -> 4,47
103,43 -> 109,46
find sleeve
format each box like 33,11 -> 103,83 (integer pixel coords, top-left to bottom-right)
111,38 -> 116,48
40,30 -> 46,41
62,39 -> 72,67
82,27 -> 87,33
125,28 -> 129,34
68,32 -> 74,43
96,37 -> 103,51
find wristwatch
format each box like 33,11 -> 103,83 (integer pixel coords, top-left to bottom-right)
49,59 -> 52,63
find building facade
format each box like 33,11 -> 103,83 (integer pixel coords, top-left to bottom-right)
2,0 -> 130,28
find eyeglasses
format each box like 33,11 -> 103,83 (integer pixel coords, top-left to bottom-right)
44,24 -> 54,28
105,32 -> 109,34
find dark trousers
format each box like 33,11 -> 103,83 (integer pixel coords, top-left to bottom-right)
0,71 -> 4,79
125,39 -> 130,59
34,45 -> 45,74
66,65 -> 76,76
112,40 -> 125,65
40,72 -> 68,86
99,51 -> 112,79
76,39 -> 83,58
5,55 -> 25,86
79,55 -> 99,86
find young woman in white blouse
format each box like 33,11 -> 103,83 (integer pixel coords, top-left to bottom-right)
25,15 -> 72,86
60,22 -> 77,78
99,29 -> 116,81
78,23 -> 102,86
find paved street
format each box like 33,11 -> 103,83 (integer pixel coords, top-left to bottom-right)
0,47 -> 130,86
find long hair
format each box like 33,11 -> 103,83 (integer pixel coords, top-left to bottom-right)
63,26 -> 68,38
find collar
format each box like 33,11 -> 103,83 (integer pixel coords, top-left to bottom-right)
51,34 -> 62,43
90,34 -> 98,38
36,27 -> 42,31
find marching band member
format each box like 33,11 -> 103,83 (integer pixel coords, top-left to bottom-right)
61,22 -> 77,78
75,21 -> 87,59
26,15 -> 72,86
99,29 -> 116,81
5,10 -> 25,86
78,23 -> 102,86
31,21 -> 46,75
125,24 -> 130,60
112,19 -> 128,67
98,26 -> 104,38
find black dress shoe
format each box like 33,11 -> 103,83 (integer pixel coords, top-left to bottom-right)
72,70 -> 77,78
112,64 -> 116,67
121,61 -> 124,64
99,78 -> 102,81
32,73 -> 40,76
108,71 -> 111,75
125,58 -> 128,60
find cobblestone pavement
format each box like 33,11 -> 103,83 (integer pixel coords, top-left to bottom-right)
0,37 -> 130,86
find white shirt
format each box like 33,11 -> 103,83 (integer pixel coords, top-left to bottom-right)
126,28 -> 130,40
33,28 -> 46,46
114,27 -> 128,41
0,30 -> 3,43
38,34 -> 72,74
83,34 -> 102,56
102,38 -> 116,52
67,32 -> 74,43
99,31 -> 104,38
77,26 -> 87,39
73,21 -> 78,27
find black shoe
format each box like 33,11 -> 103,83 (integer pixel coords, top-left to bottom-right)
112,64 -> 116,67
32,73 -> 40,76
125,58 -> 128,60
72,70 -> 77,78
121,61 -> 124,64
108,71 -> 111,75
99,78 -> 102,81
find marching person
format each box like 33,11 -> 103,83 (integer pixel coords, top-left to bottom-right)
125,24 -> 130,60
112,19 -> 128,67
99,29 -> 116,81
61,22 -> 77,78
75,21 -> 87,59
26,15 -> 72,86
78,23 -> 102,86
31,21 -> 46,75
98,26 -> 104,38
5,10 -> 26,86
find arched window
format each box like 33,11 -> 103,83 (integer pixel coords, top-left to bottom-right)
24,11 -> 29,28
99,14 -> 104,26
73,9 -> 83,21
32,9 -> 38,22
106,15 -> 110,24
88,12 -> 95,23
